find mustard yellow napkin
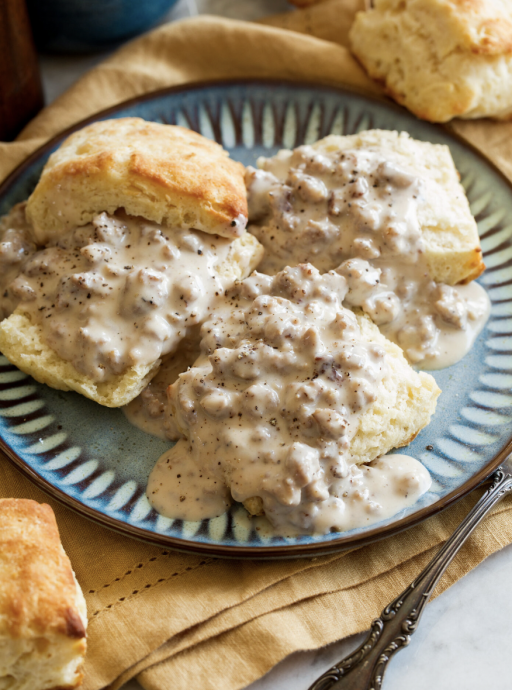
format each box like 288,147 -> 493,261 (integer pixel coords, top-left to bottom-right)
2,4 -> 512,690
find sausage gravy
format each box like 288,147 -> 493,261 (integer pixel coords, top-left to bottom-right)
2,137 -> 489,537
147,265 -> 432,535
6,212 -> 242,382
0,203 -> 38,320
122,334 -> 200,440
246,145 -> 489,368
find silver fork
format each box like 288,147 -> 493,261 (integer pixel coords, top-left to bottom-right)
308,452 -> 512,690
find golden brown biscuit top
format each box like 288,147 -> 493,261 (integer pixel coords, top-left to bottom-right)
56,118 -> 244,199
26,118 -> 248,243
448,0 -> 512,54
0,498 -> 86,640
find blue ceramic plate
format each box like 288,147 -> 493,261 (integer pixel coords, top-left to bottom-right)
1,81 -> 512,558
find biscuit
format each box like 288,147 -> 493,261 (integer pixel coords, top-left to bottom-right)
348,311 -> 440,463
349,0 -> 512,122
0,311 -> 160,407
173,310 -> 439,462
287,0 -> 332,6
26,118 -> 248,244
251,129 -> 484,285
313,130 -> 484,283
162,265 -> 440,524
0,232 -> 263,407
167,308 -> 439,518
0,499 -> 87,690
243,311 -> 440,517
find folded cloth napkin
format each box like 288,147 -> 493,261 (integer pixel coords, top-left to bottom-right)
2,3 -> 512,689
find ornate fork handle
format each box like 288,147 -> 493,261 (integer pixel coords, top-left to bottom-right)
308,465 -> 512,690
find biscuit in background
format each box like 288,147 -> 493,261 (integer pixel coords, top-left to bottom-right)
288,0 -> 334,7
349,0 -> 512,122
0,498 -> 87,690
26,118 -> 248,245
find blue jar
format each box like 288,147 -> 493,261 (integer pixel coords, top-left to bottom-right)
27,0 -> 180,53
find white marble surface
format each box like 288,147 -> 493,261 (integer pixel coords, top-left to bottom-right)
37,1 -> 512,689
248,541 -> 512,690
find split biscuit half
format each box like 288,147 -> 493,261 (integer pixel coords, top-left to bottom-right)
0,118 -> 263,407
167,310 -> 440,519
244,312 -> 440,516
312,130 -> 485,284
250,129 -> 484,284
26,117 -> 249,245
0,232 -> 263,408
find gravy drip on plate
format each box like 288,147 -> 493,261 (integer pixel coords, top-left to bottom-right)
0,203 -> 38,320
8,212 -> 236,382
122,335 -> 200,441
246,146 -> 489,368
147,265 -> 431,535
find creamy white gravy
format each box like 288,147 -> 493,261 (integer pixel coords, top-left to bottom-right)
305,453 -> 431,535
419,281 -> 489,370
0,203 -> 38,320
146,265 -> 432,535
148,444 -> 430,534
246,145 -> 489,368
122,335 -> 200,440
148,441 -> 232,522
338,258 -> 490,368
9,212 -> 239,382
